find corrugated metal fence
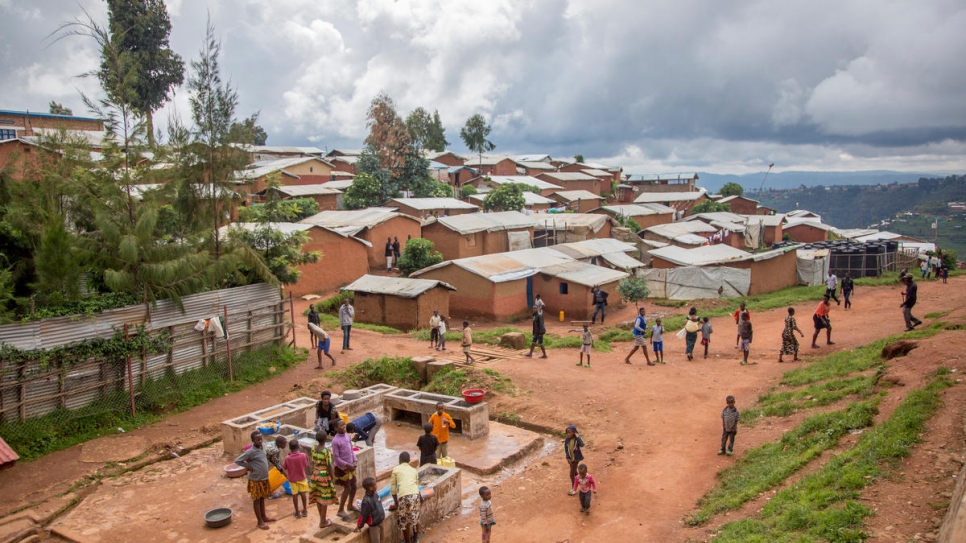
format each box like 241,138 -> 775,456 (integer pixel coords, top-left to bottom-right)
0,283 -> 292,425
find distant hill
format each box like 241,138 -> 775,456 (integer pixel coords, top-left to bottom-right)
753,174 -> 966,230
697,170 -> 945,194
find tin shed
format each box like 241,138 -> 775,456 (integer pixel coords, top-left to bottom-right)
342,275 -> 457,331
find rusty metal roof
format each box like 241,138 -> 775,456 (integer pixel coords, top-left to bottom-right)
341,275 -> 456,298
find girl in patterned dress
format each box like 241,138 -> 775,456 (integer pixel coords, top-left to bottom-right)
309,432 -> 338,528
778,307 -> 805,363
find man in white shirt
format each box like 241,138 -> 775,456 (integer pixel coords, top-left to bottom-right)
825,273 -> 840,305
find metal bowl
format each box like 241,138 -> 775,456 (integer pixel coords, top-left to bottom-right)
204,507 -> 233,528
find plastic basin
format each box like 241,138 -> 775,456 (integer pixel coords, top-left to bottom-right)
224,464 -> 246,478
204,508 -> 232,528
257,421 -> 281,435
462,389 -> 485,404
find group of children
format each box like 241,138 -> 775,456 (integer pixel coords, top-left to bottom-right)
623,307 -> 715,365
428,312 -> 477,365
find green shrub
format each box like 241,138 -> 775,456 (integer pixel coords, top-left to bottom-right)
327,356 -> 420,390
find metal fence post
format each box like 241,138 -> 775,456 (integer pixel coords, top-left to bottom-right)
224,305 -> 234,383
289,292 -> 297,349
125,323 -> 136,418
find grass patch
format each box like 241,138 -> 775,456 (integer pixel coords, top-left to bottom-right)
924,310 -> 951,319
413,326 -> 614,352
738,407 -> 762,428
599,328 -> 635,342
651,299 -> 688,308
326,356 -> 420,390
780,324 -> 943,387
686,399 -> 879,526
757,371 -> 882,417
423,366 -> 517,397
2,344 -> 306,461
712,369 -> 954,542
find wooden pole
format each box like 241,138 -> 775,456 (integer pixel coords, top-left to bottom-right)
125,324 -> 136,417
224,306 -> 234,383
289,292 -> 297,349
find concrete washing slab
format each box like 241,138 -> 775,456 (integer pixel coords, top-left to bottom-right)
385,388 -> 489,440
220,397 -> 318,456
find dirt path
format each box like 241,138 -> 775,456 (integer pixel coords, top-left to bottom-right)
3,277 -> 965,543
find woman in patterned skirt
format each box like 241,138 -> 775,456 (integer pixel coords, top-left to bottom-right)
309,432 -> 338,528
779,307 -> 805,363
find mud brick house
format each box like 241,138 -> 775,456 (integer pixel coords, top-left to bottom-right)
342,275 -> 456,331
412,240 -> 635,319
633,190 -> 710,218
235,156 -> 338,197
467,191 -> 555,211
425,151 -> 466,167
0,109 -> 104,137
712,195 -> 761,215
469,175 -> 563,198
647,244 -> 799,296
536,172 -> 604,196
462,155 -> 518,177
549,190 -> 606,212
256,184 -> 342,210
421,211 -> 534,261
299,208 -> 422,268
590,204 -> 675,230
626,173 -> 699,192
388,197 -> 479,218
0,110 -> 106,180
222,223 -> 371,297
783,219 -> 834,243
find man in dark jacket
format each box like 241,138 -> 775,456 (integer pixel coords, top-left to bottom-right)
901,275 -> 922,331
524,311 -> 547,359
590,286 -> 609,324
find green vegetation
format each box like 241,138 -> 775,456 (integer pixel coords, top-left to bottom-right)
423,366 -> 516,397
398,238 -> 444,277
686,400 -> 879,526
314,313 -> 403,335
1,344 -> 305,461
712,370 -> 953,542
757,372 -> 881,417
326,356 -> 421,390
411,325 -> 615,352
692,200 -> 732,214
617,276 -> 650,307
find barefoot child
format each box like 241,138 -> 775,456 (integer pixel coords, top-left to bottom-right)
416,422 -> 440,466
312,325 -> 336,368
235,431 -> 274,530
354,477 -> 385,543
719,395 -> 740,456
577,322 -> 593,367
479,486 -> 496,542
283,439 -> 310,518
437,315 -> 447,351
309,432 -> 337,527
573,464 -> 598,514
429,402 -> 456,460
564,424 -> 585,495
701,316 -> 713,359
461,320 -> 476,365
651,318 -> 665,364
737,311 -> 755,365
331,420 -> 359,521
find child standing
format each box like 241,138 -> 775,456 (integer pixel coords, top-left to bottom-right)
479,486 -> 496,543
309,432 -> 337,528
437,315 -> 447,351
719,395 -> 740,456
564,424 -> 585,495
235,431 -> 274,530
331,420 -> 359,521
354,477 -> 386,543
429,402 -> 456,460
737,311 -> 755,365
701,317 -> 713,359
651,318 -> 665,364
283,439 -> 310,518
577,323 -> 593,367
416,422 -> 440,466
572,464 -> 598,514
461,320 -> 476,365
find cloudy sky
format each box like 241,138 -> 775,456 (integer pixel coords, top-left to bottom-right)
2,0 -> 965,174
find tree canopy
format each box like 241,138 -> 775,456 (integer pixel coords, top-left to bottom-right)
617,276 -> 650,307
228,114 -> 268,145
482,183 -> 525,212
460,114 -> 495,170
691,200 -> 732,214
48,101 -> 73,116
720,182 -> 745,197
405,107 -> 449,152
397,238 -> 443,277
342,172 -> 386,210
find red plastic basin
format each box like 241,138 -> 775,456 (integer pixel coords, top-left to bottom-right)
462,389 -> 485,404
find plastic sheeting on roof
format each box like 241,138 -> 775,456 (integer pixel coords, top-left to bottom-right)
649,244 -> 752,266
273,184 -> 342,197
484,176 -> 563,190
600,251 -> 645,270
540,261 -> 628,287
390,197 -> 479,211
342,275 -> 455,298
552,190 -> 604,202
436,211 -> 534,234
530,213 -> 610,233
299,207 -> 408,228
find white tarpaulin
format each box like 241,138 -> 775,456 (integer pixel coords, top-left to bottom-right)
744,222 -> 762,248
637,266 -> 751,300
507,230 -> 532,251
796,253 -> 829,286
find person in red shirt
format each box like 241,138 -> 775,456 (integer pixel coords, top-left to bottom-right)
732,302 -> 750,349
283,439 -> 311,518
810,295 -> 836,348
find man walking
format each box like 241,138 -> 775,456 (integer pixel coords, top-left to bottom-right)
590,286 -> 609,324
841,272 -> 854,310
901,275 -> 923,331
385,237 -> 394,272
339,299 -> 355,353
825,272 -> 840,305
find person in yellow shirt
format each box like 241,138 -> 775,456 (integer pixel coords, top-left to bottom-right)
429,402 -> 456,459
389,452 -> 421,543
461,320 -> 476,365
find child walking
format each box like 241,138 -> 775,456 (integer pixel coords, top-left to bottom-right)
283,439 -> 310,518
572,464 -> 598,514
564,424 -> 585,495
701,317 -> 713,359
461,320 -> 476,365
416,422 -> 440,466
235,431 -> 274,530
577,323 -> 593,367
719,395 -> 740,456
436,315 -> 447,351
479,486 -> 496,542
737,310 -> 755,365
354,477 -> 386,543
309,432 -> 337,528
651,318 -> 665,364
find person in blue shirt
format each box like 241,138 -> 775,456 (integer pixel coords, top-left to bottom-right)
347,412 -> 383,447
623,307 -> 653,365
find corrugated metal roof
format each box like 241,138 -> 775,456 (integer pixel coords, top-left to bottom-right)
299,207 -> 413,228
644,222 -> 717,241
581,169 -> 612,177
517,161 -> 555,170
513,154 -> 552,162
648,244 -> 753,266
272,184 -> 343,197
530,213 -> 610,232
600,251 -> 645,269
785,218 -> 834,230
389,198 -> 479,211
467,192 -> 555,206
552,238 -> 637,258
435,211 -> 534,235
342,275 -> 456,297
252,145 -> 325,155
219,222 -> 371,247
626,173 -> 699,182
598,204 -> 675,217
425,150 -> 466,161
551,190 -> 604,202
321,180 -> 354,190
540,172 -> 597,182
633,190 -> 707,203
538,261 -> 628,287
484,176 -> 562,191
